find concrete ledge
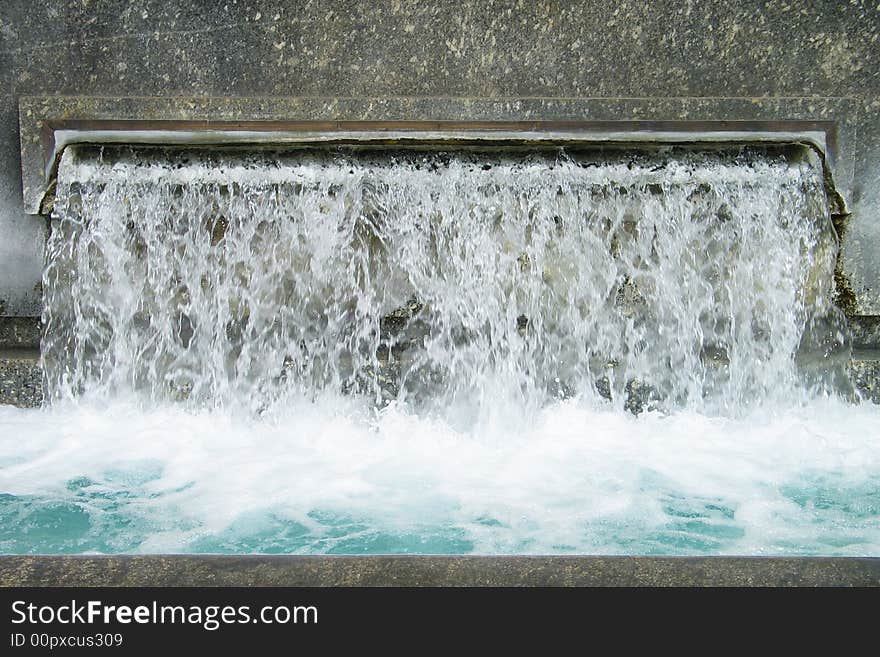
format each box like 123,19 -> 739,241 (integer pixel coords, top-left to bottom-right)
1,556 -> 878,587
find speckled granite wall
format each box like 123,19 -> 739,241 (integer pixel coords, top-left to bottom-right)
1,1 -> 879,355
0,351 -> 41,408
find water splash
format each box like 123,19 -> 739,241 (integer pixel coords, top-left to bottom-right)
2,397 -> 879,555
43,144 -> 851,419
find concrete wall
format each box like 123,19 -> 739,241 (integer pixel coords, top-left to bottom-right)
1,0 -> 880,316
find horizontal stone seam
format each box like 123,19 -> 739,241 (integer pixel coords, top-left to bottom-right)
0,21 -> 266,56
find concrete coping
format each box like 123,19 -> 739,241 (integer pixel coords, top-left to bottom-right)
34,124 -> 849,217
2,556 -> 878,587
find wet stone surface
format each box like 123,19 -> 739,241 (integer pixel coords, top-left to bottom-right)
850,358 -> 880,405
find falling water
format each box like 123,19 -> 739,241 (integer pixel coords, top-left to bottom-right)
44,144 -> 850,418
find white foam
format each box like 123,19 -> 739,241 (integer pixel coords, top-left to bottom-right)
1,396 -> 878,554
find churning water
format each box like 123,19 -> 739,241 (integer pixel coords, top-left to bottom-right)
1,144 -> 878,555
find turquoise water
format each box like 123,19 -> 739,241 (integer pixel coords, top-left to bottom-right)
2,396 -> 878,555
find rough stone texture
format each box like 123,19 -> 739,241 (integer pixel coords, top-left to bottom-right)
851,354 -> 880,405
0,102 -> 45,316
0,316 -> 40,348
850,316 -> 880,349
0,555 -> 877,587
0,349 -> 42,407
1,1 -> 879,315
3,1 -> 879,98
6,354 -> 879,409
842,97 -> 880,314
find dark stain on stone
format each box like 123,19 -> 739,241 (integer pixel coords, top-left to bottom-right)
832,214 -> 859,316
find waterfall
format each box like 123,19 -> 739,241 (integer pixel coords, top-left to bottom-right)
43,144 -> 851,418
5,142 -> 876,557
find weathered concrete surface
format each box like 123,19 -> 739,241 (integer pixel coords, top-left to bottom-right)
1,555 -> 878,587
0,320 -> 41,407
0,102 -> 45,316
851,353 -> 880,405
16,96 -> 857,216
849,99 -> 880,313
1,1 -> 880,315
0,348 -> 41,408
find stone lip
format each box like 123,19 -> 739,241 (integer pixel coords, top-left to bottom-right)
1,556 -> 878,587
19,97 -> 854,217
